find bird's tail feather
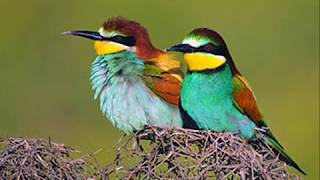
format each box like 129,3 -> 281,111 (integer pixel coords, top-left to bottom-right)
256,130 -> 306,175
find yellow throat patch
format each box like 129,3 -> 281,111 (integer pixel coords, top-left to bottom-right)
94,41 -> 129,55
184,53 -> 226,71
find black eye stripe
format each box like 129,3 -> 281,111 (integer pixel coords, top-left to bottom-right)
195,43 -> 225,56
105,35 -> 136,46
198,43 -> 215,51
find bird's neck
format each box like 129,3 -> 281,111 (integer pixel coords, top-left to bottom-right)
184,64 -> 233,104
93,51 -> 144,80
90,50 -> 144,102
135,34 -> 163,60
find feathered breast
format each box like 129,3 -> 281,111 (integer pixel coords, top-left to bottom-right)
90,51 -> 182,132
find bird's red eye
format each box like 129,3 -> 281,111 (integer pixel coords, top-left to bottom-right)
202,44 -> 215,52
112,35 -> 122,41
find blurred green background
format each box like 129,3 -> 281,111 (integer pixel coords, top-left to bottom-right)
0,0 -> 318,179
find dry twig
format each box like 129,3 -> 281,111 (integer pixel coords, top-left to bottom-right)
102,126 -> 300,180
0,137 -> 98,179
0,126 -> 301,180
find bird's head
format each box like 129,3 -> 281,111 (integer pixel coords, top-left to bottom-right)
167,28 -> 234,72
64,17 -> 161,58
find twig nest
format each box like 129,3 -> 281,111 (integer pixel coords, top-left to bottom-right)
103,126 -> 300,180
0,137 -> 97,179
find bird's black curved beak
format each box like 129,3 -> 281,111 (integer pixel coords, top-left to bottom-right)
62,30 -> 109,41
166,44 -> 194,53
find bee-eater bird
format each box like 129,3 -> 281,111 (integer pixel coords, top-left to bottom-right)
64,17 -> 183,133
166,28 -> 306,175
